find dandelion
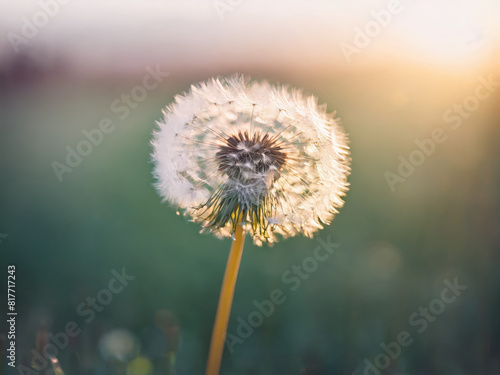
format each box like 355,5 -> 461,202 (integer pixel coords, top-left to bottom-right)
151,74 -> 350,375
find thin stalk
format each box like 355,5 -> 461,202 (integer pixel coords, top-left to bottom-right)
205,223 -> 245,375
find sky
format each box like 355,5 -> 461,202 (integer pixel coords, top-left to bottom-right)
1,0 -> 499,75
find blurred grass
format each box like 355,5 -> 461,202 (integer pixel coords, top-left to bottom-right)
0,64 -> 499,374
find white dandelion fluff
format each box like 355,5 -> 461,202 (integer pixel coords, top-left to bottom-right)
151,74 -> 350,245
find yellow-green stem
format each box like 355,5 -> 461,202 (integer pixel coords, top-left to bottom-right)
205,224 -> 245,375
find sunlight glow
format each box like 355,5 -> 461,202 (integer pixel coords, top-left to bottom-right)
395,1 -> 497,68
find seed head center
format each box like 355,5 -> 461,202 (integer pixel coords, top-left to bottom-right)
216,131 -> 286,182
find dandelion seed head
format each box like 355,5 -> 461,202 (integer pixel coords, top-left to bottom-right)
151,74 -> 350,245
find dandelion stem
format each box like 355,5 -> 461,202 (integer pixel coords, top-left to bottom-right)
205,222 -> 245,375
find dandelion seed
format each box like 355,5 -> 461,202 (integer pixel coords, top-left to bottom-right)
151,74 -> 350,245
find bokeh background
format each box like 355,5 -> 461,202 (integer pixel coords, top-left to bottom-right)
1,0 -> 500,374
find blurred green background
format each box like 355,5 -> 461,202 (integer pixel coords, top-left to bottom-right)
1,1 -> 500,374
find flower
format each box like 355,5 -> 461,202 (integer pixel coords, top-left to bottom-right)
151,74 -> 350,245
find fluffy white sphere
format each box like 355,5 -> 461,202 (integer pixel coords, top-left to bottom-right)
151,74 -> 350,245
